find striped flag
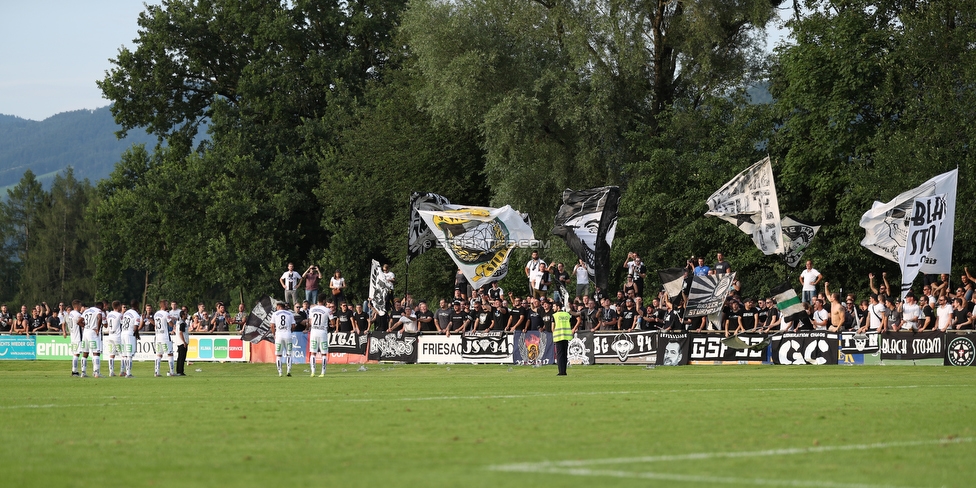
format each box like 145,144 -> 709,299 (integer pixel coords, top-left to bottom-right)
658,268 -> 687,300
770,283 -> 804,317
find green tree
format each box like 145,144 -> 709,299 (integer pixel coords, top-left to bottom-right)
769,0 -> 976,295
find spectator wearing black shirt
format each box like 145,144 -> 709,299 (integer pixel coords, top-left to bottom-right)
370,307 -> 390,333
619,298 -> 637,331
724,301 -> 742,337
763,298 -> 781,331
447,301 -> 470,336
596,297 -> 618,331
0,304 -> 11,333
335,303 -> 354,332
490,299 -> 508,331
471,301 -> 493,332
646,299 -> 666,330
539,300 -> 554,332
739,298 -> 758,333
352,304 -> 369,334
415,301 -> 435,332
574,299 -> 600,333
714,253 -> 731,275
952,297 -> 972,330
506,295 -> 526,332
525,299 -> 543,331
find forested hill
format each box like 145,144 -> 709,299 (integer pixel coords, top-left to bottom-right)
0,107 -> 158,190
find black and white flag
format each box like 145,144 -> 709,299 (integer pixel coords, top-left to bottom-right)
781,216 -> 820,268
860,169 -> 957,297
658,268 -> 687,300
418,205 -> 535,289
407,192 -> 452,263
367,259 -> 391,316
705,157 -> 783,255
685,273 -> 736,318
551,186 -> 620,290
241,295 -> 283,344
770,282 -> 805,317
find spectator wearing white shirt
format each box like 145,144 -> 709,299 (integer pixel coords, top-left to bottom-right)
390,306 -> 418,334
799,260 -> 822,305
572,259 -> 590,298
900,292 -> 921,331
280,263 -> 302,305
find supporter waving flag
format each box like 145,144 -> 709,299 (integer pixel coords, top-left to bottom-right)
705,157 -> 783,255
551,186 -> 620,291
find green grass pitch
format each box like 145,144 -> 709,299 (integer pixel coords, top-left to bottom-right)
1,361 -> 973,487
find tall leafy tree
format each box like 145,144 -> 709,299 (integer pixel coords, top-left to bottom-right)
769,0 -> 976,294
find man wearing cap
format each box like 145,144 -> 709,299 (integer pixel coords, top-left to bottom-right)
552,302 -> 572,376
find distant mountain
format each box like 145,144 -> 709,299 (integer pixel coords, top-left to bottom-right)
0,107 -> 160,191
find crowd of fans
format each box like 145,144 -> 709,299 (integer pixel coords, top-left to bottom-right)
4,253 -> 975,338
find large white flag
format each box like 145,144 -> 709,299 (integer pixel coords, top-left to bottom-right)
705,157 -> 783,255
418,205 -> 535,289
860,169 -> 957,296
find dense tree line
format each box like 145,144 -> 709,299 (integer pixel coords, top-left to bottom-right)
4,0 -> 974,307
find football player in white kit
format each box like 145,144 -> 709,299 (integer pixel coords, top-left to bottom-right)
78,301 -> 105,378
66,299 -> 84,376
152,300 -> 176,377
271,302 -> 295,377
120,300 -> 142,377
307,297 -> 334,377
104,301 -> 123,377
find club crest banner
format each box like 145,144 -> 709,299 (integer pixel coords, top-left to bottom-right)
945,333 -> 976,366
551,186 -> 620,291
705,157 -> 784,255
418,205 -> 535,289
513,331 -> 554,365
860,169 -> 957,287
781,216 -> 820,268
685,273 -> 736,317
367,331 -> 419,362
567,332 -> 596,365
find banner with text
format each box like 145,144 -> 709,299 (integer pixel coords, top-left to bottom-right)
592,331 -> 657,364
329,331 -> 369,355
840,332 -> 880,355
771,332 -> 838,365
368,331 -> 419,363
689,333 -> 766,363
0,335 -> 36,360
460,332 -> 512,361
880,331 -> 944,360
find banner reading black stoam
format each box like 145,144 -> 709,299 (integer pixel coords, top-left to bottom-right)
840,332 -> 880,354
655,332 -> 689,366
592,330 -> 657,364
329,331 -> 369,355
513,331 -> 554,365
945,332 -> 976,366
461,331 -> 511,360
567,332 -> 595,365
685,273 -> 736,317
880,331 -> 944,360
242,295 -> 282,343
367,331 -> 419,363
771,331 -> 838,365
689,333 -> 766,363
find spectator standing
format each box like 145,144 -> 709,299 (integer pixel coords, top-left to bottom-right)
174,310 -> 189,376
525,251 -> 546,298
811,299 -> 829,330
352,304 -> 369,334
901,293 -> 921,331
302,265 -> 321,306
799,260 -> 822,305
329,270 -> 347,306
211,302 -> 230,332
231,303 -> 247,333
415,301 -> 435,332
552,302 -> 572,376
552,263 -> 571,304
434,299 -> 451,334
0,304 -> 10,333
692,257 -> 710,277
572,259 -> 590,298
714,253 -> 730,275
280,263 -> 302,305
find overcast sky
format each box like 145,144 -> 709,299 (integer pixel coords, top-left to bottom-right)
0,1 -> 792,122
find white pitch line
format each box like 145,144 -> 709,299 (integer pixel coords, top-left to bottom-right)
0,384 -> 971,410
499,466 -> 925,488
488,437 -> 973,488
490,437 -> 975,470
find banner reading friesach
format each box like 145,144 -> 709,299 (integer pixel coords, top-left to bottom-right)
416,334 -> 515,364
592,331 -> 657,364
418,205 -> 535,289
